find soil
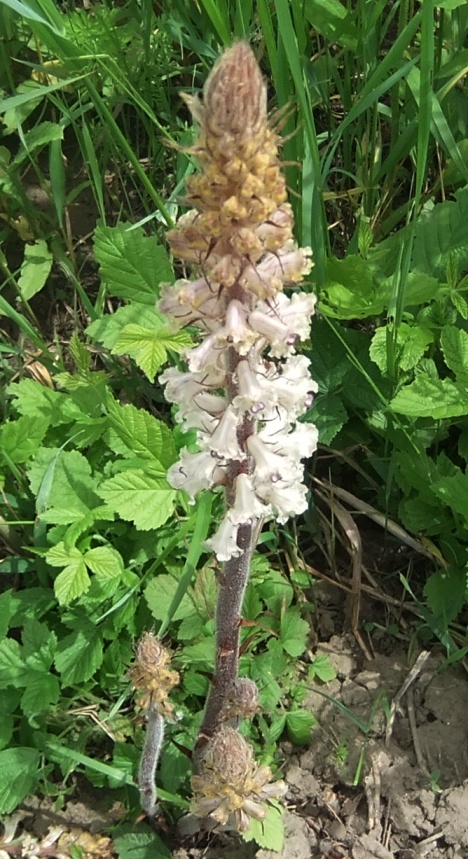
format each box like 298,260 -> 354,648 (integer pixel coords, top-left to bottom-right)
174,631 -> 468,859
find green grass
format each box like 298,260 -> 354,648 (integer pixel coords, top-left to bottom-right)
1,0 -> 468,851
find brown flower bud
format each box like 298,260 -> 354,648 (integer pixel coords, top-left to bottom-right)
129,632 -> 179,717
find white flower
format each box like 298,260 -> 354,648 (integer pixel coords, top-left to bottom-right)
233,359 -> 267,414
255,476 -> 309,523
186,334 -> 226,374
240,244 -> 313,297
205,515 -> 242,561
215,300 -> 259,354
247,434 -> 301,483
167,450 -> 226,499
259,421 -> 318,460
230,473 -> 271,524
258,292 -> 316,343
208,406 -> 245,460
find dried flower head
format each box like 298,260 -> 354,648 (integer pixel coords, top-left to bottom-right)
221,677 -> 260,723
129,632 -> 179,717
191,726 -> 287,832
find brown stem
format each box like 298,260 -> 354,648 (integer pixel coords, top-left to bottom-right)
195,520 -> 256,758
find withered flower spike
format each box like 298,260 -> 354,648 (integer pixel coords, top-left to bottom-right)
191,726 -> 287,833
129,632 -> 179,717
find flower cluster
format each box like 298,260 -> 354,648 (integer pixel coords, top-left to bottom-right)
129,632 -> 179,717
159,42 -> 318,562
191,726 -> 287,832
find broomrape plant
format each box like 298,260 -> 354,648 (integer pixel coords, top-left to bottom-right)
132,41 -> 317,832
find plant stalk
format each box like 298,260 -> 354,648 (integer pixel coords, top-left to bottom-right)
195,520 -> 256,759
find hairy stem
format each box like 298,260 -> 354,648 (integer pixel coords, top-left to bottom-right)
195,520 -> 255,759
139,707 -> 164,818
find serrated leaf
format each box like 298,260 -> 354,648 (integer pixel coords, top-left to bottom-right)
242,803 -> 284,851
1,414 -> 50,463
87,304 -> 163,350
94,222 -> 173,305
370,324 -> 433,374
114,825 -> 171,859
280,607 -> 309,657
28,448 -> 101,517
107,400 -> 177,466
54,561 -> 90,605
308,393 -> 347,446
98,468 -> 176,530
112,324 -> 191,380
84,546 -> 124,579
432,471 -> 468,520
390,375 -> 468,418
54,625 -> 103,685
47,544 -> 90,605
0,748 -> 41,813
286,710 -> 317,745
18,239 -> 53,301
0,639 -> 27,687
310,653 -> 337,683
7,379 -> 65,424
441,325 -> 468,381
21,671 -> 60,717
144,574 -> 193,622
22,619 -> 56,667
450,290 -> 468,319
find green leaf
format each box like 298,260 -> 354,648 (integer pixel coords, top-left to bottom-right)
94,223 -> 173,305
7,379 -> 65,425
280,607 -> 309,657
424,570 -> 466,624
21,671 -> 60,718
370,324 -> 433,374
412,187 -> 468,279
17,239 -> 53,301
0,748 -> 41,813
441,325 -> 468,381
19,121 -> 64,159
87,304 -> 163,350
144,574 -> 193,622
46,544 -> 90,605
286,710 -> 317,745
54,563 -> 90,606
390,375 -> 468,418
107,400 -> 177,467
243,803 -> 284,851
22,619 -> 56,669
432,471 -> 468,521
112,324 -> 191,380
98,467 -> 176,530
308,393 -> 347,446
159,743 -> 191,794
114,825 -> 171,859
54,624 -> 103,685
0,591 -> 13,638
28,448 -> 101,518
304,0 -> 358,50
1,414 -> 50,463
0,715 -> 14,751
0,639 -> 27,686
309,653 -> 337,683
83,546 -> 124,580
